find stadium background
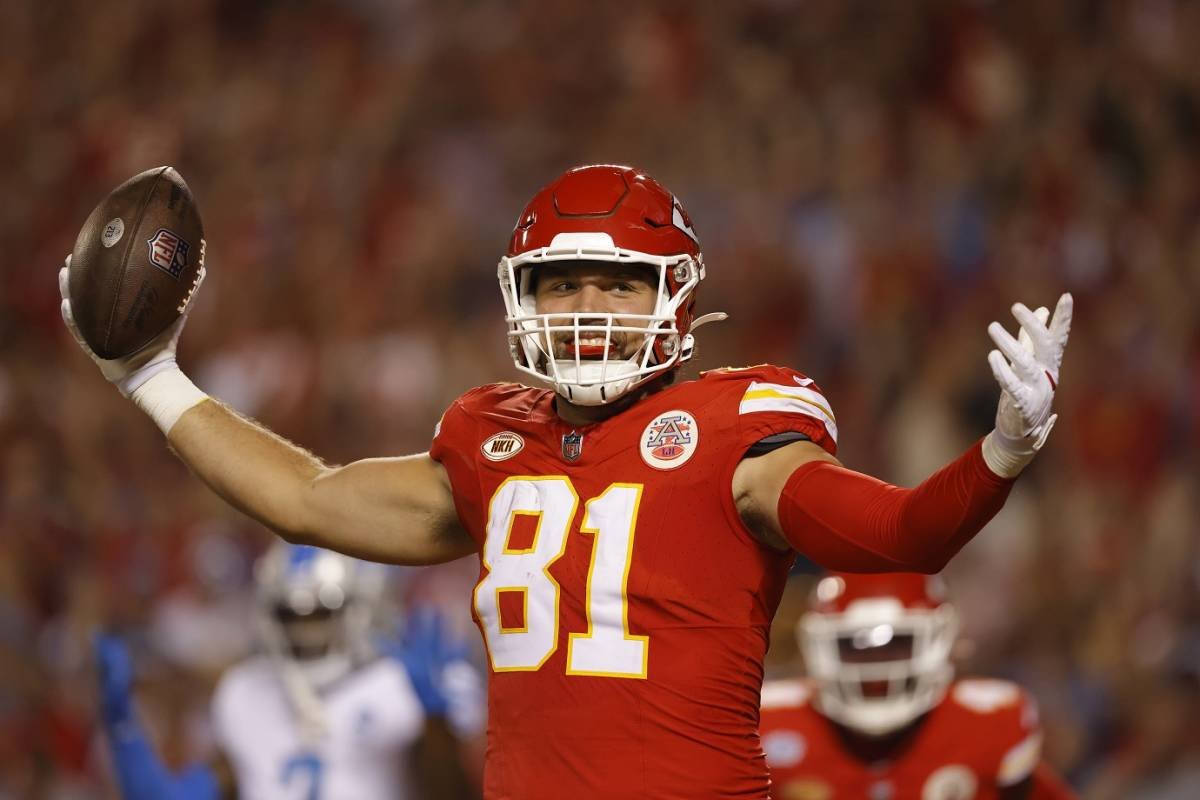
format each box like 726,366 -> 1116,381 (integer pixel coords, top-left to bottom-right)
2,0 -> 1198,797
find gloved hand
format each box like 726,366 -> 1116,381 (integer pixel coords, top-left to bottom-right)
982,294 -> 1073,477
94,632 -> 137,728
393,608 -> 470,719
59,254 -> 205,397
93,632 -> 222,800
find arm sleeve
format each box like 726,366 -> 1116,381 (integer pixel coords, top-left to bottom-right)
777,439 -> 1015,572
103,718 -> 220,800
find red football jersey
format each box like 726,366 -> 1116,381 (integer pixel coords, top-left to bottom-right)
430,366 -> 838,799
760,678 -> 1065,800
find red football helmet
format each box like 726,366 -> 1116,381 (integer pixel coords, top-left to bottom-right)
498,164 -> 723,405
799,573 -> 959,736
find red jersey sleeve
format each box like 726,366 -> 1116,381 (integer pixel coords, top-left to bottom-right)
705,365 -> 839,456
429,387 -> 486,543
948,679 -> 1044,789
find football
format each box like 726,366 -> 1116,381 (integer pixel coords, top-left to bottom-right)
69,166 -> 204,359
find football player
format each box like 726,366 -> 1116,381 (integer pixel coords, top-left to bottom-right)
761,572 -> 1076,800
62,164 -> 1072,797
95,543 -> 481,800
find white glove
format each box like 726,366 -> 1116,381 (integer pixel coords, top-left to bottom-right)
59,254 -> 205,397
981,293 -> 1073,477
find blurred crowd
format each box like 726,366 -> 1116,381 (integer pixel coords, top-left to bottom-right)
2,0 -> 1199,797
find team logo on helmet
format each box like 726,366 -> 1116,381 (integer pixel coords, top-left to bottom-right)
671,196 -> 699,244
561,431 -> 584,462
146,228 -> 191,279
640,410 -> 699,470
481,432 -> 525,462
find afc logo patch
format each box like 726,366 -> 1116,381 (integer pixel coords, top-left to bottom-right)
146,228 -> 191,279
639,410 -> 699,470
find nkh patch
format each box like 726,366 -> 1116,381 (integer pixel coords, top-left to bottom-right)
481,432 -> 525,462
146,228 -> 191,279
639,410 -> 698,470
561,431 -> 584,462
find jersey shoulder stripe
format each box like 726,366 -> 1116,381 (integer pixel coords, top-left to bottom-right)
739,381 -> 838,443
997,730 -> 1043,787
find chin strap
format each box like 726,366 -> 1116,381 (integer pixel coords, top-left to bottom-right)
679,311 -> 728,361
690,311 -> 728,330
277,658 -> 330,744
257,614 -> 329,743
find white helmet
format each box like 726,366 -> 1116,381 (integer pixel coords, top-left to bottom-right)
799,572 -> 959,737
254,543 -> 387,735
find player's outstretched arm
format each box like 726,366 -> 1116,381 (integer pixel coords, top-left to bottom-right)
735,296 -> 1072,572
59,258 -> 473,566
168,401 -> 473,565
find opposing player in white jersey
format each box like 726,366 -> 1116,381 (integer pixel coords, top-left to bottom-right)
96,543 -> 482,800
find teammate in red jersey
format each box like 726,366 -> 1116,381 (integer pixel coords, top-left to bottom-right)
61,164 -> 1072,798
761,572 -> 1076,800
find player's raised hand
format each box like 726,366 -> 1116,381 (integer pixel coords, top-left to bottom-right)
981,294 -> 1073,477
392,607 -> 472,719
93,632 -> 137,727
59,253 -> 205,397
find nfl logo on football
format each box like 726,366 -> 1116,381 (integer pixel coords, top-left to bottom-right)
146,228 -> 191,279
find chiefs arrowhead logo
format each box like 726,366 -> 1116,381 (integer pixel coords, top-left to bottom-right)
671,196 -> 699,245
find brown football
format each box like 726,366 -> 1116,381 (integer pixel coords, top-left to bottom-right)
69,166 -> 205,359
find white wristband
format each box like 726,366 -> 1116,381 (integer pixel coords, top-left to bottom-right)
130,366 -> 209,434
981,431 -> 1033,478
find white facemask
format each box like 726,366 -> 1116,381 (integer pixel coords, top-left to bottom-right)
499,232 -> 719,405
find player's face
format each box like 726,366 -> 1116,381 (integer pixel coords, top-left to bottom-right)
836,626 -> 915,664
532,261 -> 659,360
276,607 -> 339,660
837,626 -> 915,698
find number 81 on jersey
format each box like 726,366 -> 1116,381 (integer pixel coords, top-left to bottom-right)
474,476 -> 649,678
